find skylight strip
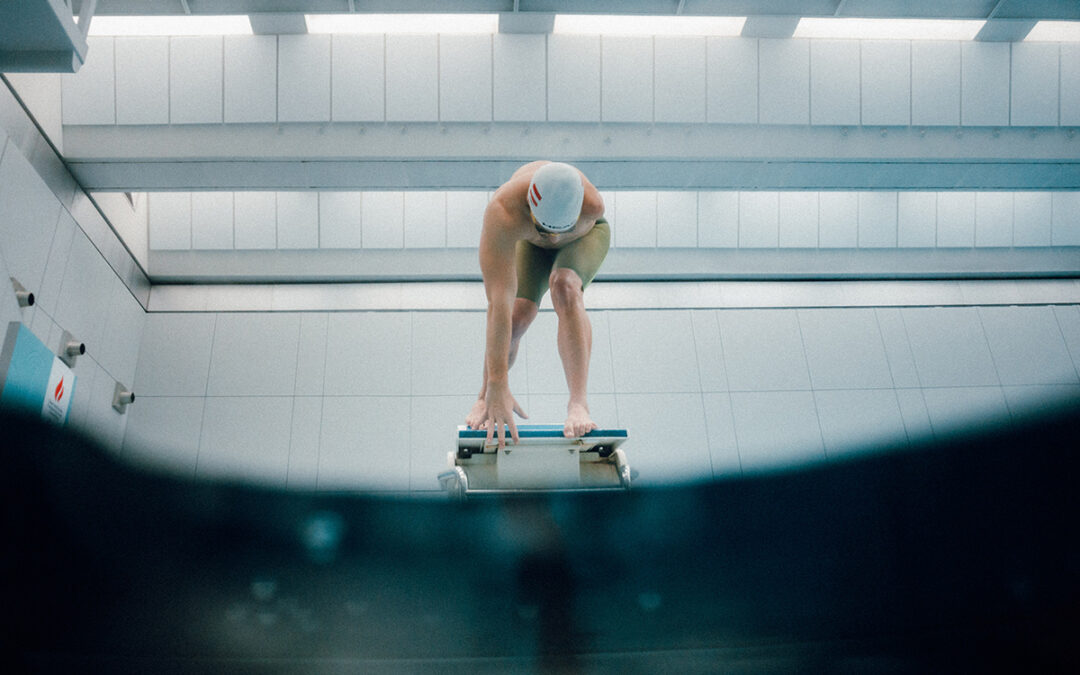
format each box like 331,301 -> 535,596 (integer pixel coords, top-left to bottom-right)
793,18 -> 985,41
1024,21 -> 1080,42
553,15 -> 746,37
305,14 -> 499,34
85,16 -> 253,36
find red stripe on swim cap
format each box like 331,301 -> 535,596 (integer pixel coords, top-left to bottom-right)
531,184 -> 541,203
529,191 -> 537,207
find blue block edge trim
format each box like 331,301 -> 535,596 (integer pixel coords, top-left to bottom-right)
459,425 -> 627,439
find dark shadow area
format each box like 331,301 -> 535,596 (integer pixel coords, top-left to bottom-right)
3,401 -> 1078,673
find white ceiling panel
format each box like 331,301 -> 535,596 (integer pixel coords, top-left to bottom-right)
778,192 -> 818,248
234,191 -> 277,249
276,191 -> 319,249
974,192 -> 1013,247
547,34 -> 600,122
810,40 -> 860,126
278,34 -> 331,122
493,33 -> 546,121
654,36 -> 707,123
960,41 -> 1011,126
331,35 -> 385,122
224,35 -> 277,123
706,37 -> 758,124
192,192 -> 234,250
61,37 -> 115,124
759,39 -> 809,124
170,37 -> 224,124
115,37 -> 169,125
386,35 -> 439,122
601,36 -> 654,123
439,34 -> 493,122
860,41 -> 910,126
1010,43 -> 1059,126
911,41 -> 961,126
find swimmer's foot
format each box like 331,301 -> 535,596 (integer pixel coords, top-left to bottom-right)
564,402 -> 599,438
465,398 -> 487,430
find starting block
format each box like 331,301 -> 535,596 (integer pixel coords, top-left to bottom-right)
438,425 -> 631,499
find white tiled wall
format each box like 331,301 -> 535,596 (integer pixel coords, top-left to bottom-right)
61,35 -> 1079,128
386,35 -> 439,122
278,34 -> 331,123
125,301 -> 1080,491
170,37 -> 223,124
0,135 -> 147,453
602,36 -> 653,123
147,189 -> 1080,253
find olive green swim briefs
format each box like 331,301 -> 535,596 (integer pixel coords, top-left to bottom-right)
515,218 -> 611,305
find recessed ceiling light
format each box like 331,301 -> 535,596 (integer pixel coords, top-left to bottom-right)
85,15 -> 253,36
305,14 -> 499,34
793,18 -> 985,41
553,15 -> 746,37
1024,21 -> 1080,42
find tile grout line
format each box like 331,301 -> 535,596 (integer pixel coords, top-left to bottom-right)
285,313 -> 304,488
193,313 -> 218,479
715,310 -> 743,475
794,309 -> 829,460
973,306 -> 1010,424
688,310 -> 716,479
606,309 -> 620,430
897,308 -> 934,438
1050,305 -> 1080,383
314,313 -> 331,490
407,311 -> 415,492
874,307 -> 914,447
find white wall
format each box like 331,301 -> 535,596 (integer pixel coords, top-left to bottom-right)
125,302 -> 1080,494
4,73 -> 63,153
0,123 -> 146,452
146,189 -> 1080,252
62,36 -> 1078,128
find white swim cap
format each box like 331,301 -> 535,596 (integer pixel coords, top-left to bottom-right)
527,162 -> 584,233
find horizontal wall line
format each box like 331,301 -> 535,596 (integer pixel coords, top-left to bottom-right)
146,248 -> 1080,284
147,279 -> 1080,312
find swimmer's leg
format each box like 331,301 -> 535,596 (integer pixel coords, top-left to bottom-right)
549,220 -> 610,437
548,267 -> 598,438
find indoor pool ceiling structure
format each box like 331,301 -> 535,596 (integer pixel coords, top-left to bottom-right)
2,0 -> 1079,284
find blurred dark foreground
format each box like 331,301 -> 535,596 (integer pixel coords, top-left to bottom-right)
2,403 -> 1078,674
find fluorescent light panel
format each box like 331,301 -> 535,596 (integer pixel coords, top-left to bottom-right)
305,14 -> 498,34
793,18 -> 985,40
553,15 -> 745,36
86,15 -> 253,36
1025,21 -> 1080,42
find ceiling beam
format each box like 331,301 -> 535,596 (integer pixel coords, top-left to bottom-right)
62,123 -> 1080,191
499,11 -> 553,33
248,13 -> 309,34
740,15 -> 799,38
70,0 -> 1080,19
975,19 -> 1037,41
68,159 -> 1080,192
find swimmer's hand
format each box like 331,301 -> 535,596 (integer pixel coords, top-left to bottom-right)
482,380 -> 527,450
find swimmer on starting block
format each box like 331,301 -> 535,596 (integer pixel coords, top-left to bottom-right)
465,161 -> 610,449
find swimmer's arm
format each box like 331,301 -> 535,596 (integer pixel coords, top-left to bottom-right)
478,202 -> 518,387
579,174 -> 605,222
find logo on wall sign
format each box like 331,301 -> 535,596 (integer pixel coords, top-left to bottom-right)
55,377 -> 65,402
